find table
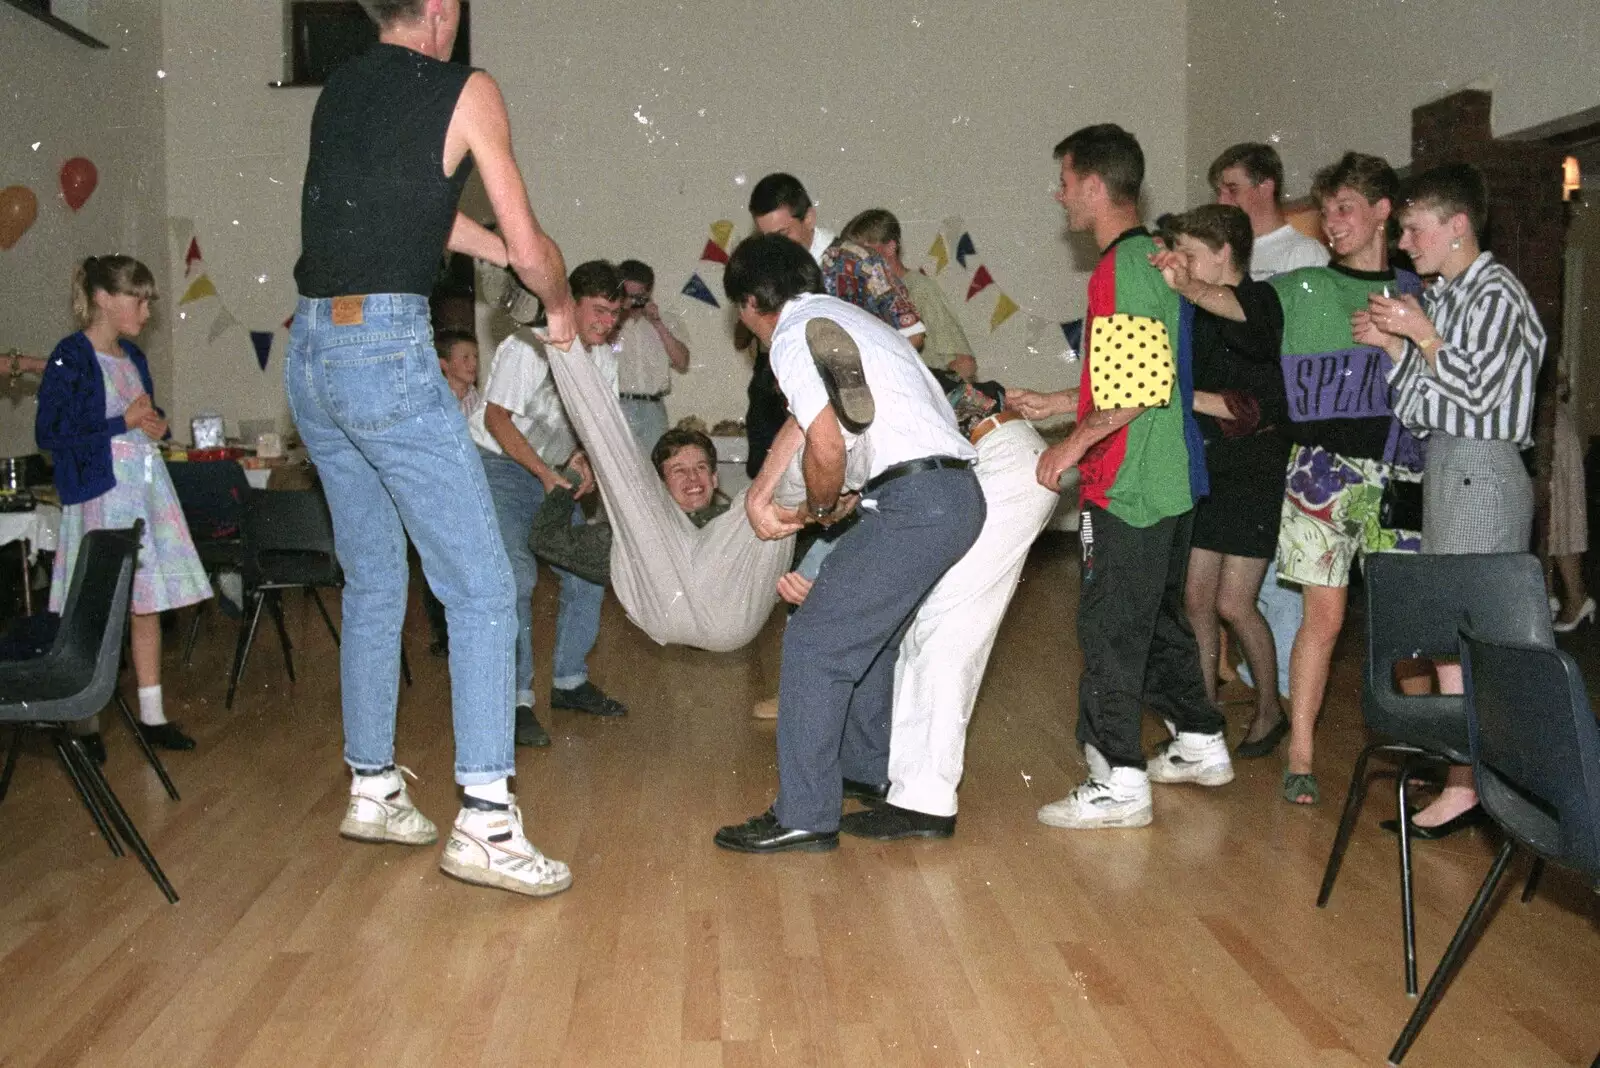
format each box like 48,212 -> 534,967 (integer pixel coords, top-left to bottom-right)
0,504 -> 61,615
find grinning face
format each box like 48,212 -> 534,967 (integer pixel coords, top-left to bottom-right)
1396,203 -> 1466,277
660,444 -> 717,513
575,294 -> 623,347
95,290 -> 152,339
753,206 -> 816,252
1318,186 -> 1390,262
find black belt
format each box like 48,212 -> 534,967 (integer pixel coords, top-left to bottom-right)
620,391 -> 665,401
863,456 -> 973,494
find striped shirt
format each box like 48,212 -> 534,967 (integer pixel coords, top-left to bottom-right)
1390,252 -> 1545,447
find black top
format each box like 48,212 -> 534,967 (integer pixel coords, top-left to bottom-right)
1191,278 -> 1285,446
294,44 -> 477,298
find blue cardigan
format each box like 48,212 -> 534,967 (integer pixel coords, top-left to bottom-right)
35,332 -> 165,506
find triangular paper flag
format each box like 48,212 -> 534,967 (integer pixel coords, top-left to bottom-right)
184,237 -> 202,275
207,306 -> 238,343
283,312 -> 295,330
965,265 -> 994,301
928,234 -> 949,274
955,232 -> 976,268
180,274 -> 218,305
710,219 -> 735,251
990,293 -> 1020,331
250,330 -> 273,371
700,239 -> 730,265
681,272 -> 719,308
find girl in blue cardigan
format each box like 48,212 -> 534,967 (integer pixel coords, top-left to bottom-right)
36,256 -> 211,754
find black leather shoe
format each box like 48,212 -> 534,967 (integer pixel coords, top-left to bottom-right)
550,681 -> 627,717
1379,805 -> 1488,840
137,722 -> 196,751
1234,715 -> 1289,760
515,705 -> 551,748
714,810 -> 838,853
842,778 -> 889,806
76,732 -> 107,765
840,803 -> 955,841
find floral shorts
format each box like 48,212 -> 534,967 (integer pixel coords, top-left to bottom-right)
1277,444 -> 1421,588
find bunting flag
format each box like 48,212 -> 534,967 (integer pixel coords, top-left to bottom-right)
710,219 -> 735,251
965,265 -> 994,301
1063,318 -> 1084,355
955,232 -> 976,268
699,239 -> 730,265
927,234 -> 949,274
283,312 -> 295,330
180,274 -> 218,305
990,293 -> 1020,331
681,272 -> 719,308
207,306 -> 238,343
250,330 -> 273,371
184,237 -> 202,275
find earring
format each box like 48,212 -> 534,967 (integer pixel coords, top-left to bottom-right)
1450,239 -> 1462,250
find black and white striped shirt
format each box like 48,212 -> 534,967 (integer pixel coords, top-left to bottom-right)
1390,252 -> 1545,447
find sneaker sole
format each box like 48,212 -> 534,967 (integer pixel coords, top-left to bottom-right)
438,855 -> 574,897
339,818 -> 438,846
805,318 -> 874,433
1148,764 -> 1236,787
1036,805 -> 1153,830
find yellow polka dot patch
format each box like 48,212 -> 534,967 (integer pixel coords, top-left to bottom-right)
1087,313 -> 1175,410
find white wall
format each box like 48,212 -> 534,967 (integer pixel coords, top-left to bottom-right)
1186,0 -> 1600,203
0,0 -> 169,457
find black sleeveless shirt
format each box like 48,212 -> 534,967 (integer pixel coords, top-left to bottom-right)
294,44 -> 476,298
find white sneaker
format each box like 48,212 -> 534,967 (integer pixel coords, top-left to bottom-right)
439,801 -> 573,898
1037,767 -> 1152,829
339,766 -> 437,845
1147,731 -> 1235,786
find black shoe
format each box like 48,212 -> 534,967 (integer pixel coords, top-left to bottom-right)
515,705 -> 551,748
839,803 -> 955,841
77,732 -> 107,765
1379,805 -> 1489,840
714,809 -> 838,853
805,318 -> 874,433
842,777 -> 889,806
550,681 -> 627,718
137,722 -> 196,751
1234,715 -> 1289,760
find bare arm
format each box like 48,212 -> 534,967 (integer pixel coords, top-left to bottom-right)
747,418 -> 807,540
645,303 -> 690,373
1034,406 -> 1143,490
446,213 -> 509,266
1150,250 -> 1246,321
1192,390 -> 1234,419
483,402 -> 570,492
802,407 -> 848,515
1006,387 -> 1079,421
449,72 -> 574,342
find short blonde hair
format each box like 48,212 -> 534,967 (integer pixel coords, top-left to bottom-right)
72,255 -> 157,328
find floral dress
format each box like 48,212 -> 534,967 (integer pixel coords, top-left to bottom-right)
49,351 -> 212,615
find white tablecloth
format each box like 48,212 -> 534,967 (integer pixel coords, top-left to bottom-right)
0,504 -> 61,558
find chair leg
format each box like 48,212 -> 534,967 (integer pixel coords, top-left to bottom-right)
1397,756 -> 1420,997
70,738 -> 180,904
1387,840 -> 1516,1065
309,588 -> 340,648
1318,740 -> 1381,908
1521,857 -> 1545,903
267,591 -> 295,684
0,726 -> 23,805
182,600 -> 207,667
114,692 -> 179,802
226,592 -> 267,710
51,732 -> 122,857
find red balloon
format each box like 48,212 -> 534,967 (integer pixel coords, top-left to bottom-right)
60,157 -> 97,212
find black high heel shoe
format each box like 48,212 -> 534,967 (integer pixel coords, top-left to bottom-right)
1379,805 -> 1488,840
1235,715 -> 1289,759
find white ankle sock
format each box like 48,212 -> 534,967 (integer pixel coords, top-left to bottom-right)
137,685 -> 167,726
463,778 -> 510,806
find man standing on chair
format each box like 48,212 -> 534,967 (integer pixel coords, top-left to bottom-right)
289,0 -> 573,897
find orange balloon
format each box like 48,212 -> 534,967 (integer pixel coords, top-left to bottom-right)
0,185 -> 39,250
60,157 -> 97,211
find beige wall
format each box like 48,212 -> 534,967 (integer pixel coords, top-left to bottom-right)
1186,0 -> 1600,203
0,0 -> 170,457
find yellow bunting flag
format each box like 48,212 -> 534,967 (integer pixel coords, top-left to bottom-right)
710,219 -> 735,251
180,274 -> 218,305
928,233 -> 949,274
990,292 -> 1020,331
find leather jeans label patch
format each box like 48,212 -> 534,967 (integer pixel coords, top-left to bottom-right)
331,295 -> 366,326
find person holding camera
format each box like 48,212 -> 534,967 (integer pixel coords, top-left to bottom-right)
613,260 -> 690,452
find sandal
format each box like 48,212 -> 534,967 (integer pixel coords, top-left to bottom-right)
1282,770 -> 1319,805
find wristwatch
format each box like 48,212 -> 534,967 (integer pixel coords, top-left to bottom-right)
810,501 -> 834,520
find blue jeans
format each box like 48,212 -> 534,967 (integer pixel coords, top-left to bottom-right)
619,395 -> 669,456
285,294 -> 516,786
477,448 -> 603,701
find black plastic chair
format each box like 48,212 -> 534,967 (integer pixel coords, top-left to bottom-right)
224,488 -> 411,708
0,521 -> 180,902
1387,629 -> 1600,1064
1316,552 -> 1553,995
166,459 -> 251,665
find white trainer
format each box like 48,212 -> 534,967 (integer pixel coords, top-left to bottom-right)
1037,767 -> 1153,829
1147,731 -> 1235,786
339,766 -> 437,845
439,801 -> 573,898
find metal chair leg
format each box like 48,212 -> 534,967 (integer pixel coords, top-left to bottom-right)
68,737 -> 179,904
1397,756 -> 1420,997
1318,740 -> 1380,907
1521,857 -> 1544,903
114,692 -> 179,802
52,732 -> 122,857
226,592 -> 267,709
267,591 -> 296,683
309,588 -> 340,647
183,600 -> 207,667
0,726 -> 23,805
1387,840 -> 1515,1065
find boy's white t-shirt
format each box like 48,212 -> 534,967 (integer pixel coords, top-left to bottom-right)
468,329 -> 618,467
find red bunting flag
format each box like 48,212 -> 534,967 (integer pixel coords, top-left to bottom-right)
184,237 -> 202,275
966,265 -> 994,301
700,239 -> 730,265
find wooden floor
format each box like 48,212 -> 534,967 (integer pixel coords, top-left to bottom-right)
1,536 -> 1596,1067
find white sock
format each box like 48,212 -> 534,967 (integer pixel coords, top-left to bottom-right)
137,685 -> 167,726
463,778 -> 511,806
515,689 -> 535,710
